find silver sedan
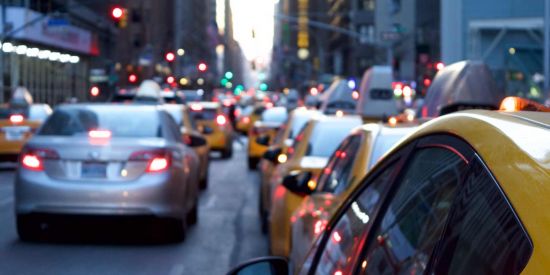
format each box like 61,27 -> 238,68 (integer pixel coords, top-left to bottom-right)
14,104 -> 201,242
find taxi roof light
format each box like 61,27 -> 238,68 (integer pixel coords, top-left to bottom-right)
499,96 -> 550,112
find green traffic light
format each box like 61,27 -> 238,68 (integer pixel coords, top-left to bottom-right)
259,83 -> 268,91
225,71 -> 234,80
221,78 -> 228,86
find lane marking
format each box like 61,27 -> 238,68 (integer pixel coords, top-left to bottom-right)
168,264 -> 185,275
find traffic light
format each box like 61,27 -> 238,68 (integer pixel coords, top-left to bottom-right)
166,76 -> 175,84
165,52 -> 175,62
259,83 -> 268,91
198,62 -> 208,72
111,7 -> 128,28
224,71 -> 233,79
128,73 -> 138,83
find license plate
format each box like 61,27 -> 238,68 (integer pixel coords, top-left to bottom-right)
82,162 -> 107,178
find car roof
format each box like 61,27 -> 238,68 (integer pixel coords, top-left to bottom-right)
380,110 -> 549,270
189,101 -> 220,109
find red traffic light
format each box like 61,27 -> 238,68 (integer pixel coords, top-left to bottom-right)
198,62 -> 208,72
128,74 -> 138,83
165,52 -> 175,62
90,86 -> 100,97
166,76 -> 175,84
111,7 -> 123,19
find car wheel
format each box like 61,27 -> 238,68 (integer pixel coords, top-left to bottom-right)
16,215 -> 39,242
200,167 -> 209,190
161,218 -> 186,243
221,146 -> 233,159
187,200 -> 199,225
248,157 -> 259,170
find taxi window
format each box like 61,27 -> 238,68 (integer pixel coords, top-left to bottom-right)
368,133 -> 406,169
432,159 -> 532,275
319,134 -> 363,195
370,89 -> 393,100
359,147 -> 467,274
190,109 -> 217,120
39,107 -> 162,138
313,161 -> 398,275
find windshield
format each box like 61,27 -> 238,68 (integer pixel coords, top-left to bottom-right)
38,106 -> 161,138
190,109 -> 218,120
307,121 -> 360,157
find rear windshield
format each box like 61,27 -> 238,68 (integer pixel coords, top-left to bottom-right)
368,133 -> 406,168
307,122 -> 359,157
28,105 -> 52,121
190,109 -> 217,120
38,107 -> 161,138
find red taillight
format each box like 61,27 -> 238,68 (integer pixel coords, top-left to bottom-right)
10,114 -> 24,124
242,116 -> 250,124
129,150 -> 171,173
20,148 -> 59,171
21,155 -> 42,171
216,115 -> 227,126
88,129 -> 112,139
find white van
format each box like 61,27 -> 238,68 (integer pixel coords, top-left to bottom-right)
356,66 -> 398,120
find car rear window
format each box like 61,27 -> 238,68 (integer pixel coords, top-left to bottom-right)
190,109 -> 217,120
368,133 -> 406,168
307,121 -> 360,157
38,107 -> 161,138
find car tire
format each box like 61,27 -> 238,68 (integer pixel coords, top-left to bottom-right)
221,146 -> 233,159
248,157 -> 259,170
162,218 -> 186,243
199,167 -> 209,190
187,200 -> 199,225
16,215 -> 39,242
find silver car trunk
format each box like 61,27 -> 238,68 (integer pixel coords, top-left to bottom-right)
27,136 -> 168,182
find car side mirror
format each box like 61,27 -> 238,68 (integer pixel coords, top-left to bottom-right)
256,135 -> 270,146
282,170 -> 314,196
262,147 -> 282,164
226,256 -> 289,275
183,134 -> 207,147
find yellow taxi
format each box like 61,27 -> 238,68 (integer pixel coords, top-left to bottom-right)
161,104 -> 210,189
0,104 -> 51,162
188,102 -> 233,158
228,109 -> 550,275
236,104 -> 265,134
288,123 -> 417,268
258,108 -> 321,232
247,106 -> 288,170
268,115 -> 363,257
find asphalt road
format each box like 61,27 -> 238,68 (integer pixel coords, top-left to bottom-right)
0,140 -> 268,275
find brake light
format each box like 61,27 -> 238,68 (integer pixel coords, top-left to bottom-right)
216,115 -> 227,126
190,104 -> 203,111
242,116 -> 250,124
266,102 -> 274,108
129,149 -> 171,173
21,155 -> 42,171
10,114 -> 24,124
20,148 -> 59,171
147,157 -> 169,172
88,129 -> 112,139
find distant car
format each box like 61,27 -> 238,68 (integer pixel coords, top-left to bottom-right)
229,110 -> 550,275
110,88 -> 137,103
161,104 -> 210,189
188,102 -> 234,158
247,107 -> 288,170
288,123 -> 416,269
236,104 -> 265,134
15,104 -> 201,242
180,89 -> 204,103
258,108 -> 321,233
268,115 -> 363,257
0,104 -> 52,162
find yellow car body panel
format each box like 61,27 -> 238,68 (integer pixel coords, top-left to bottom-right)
247,124 -> 279,159
181,107 -> 210,183
0,120 -> 41,157
385,110 -> 549,274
